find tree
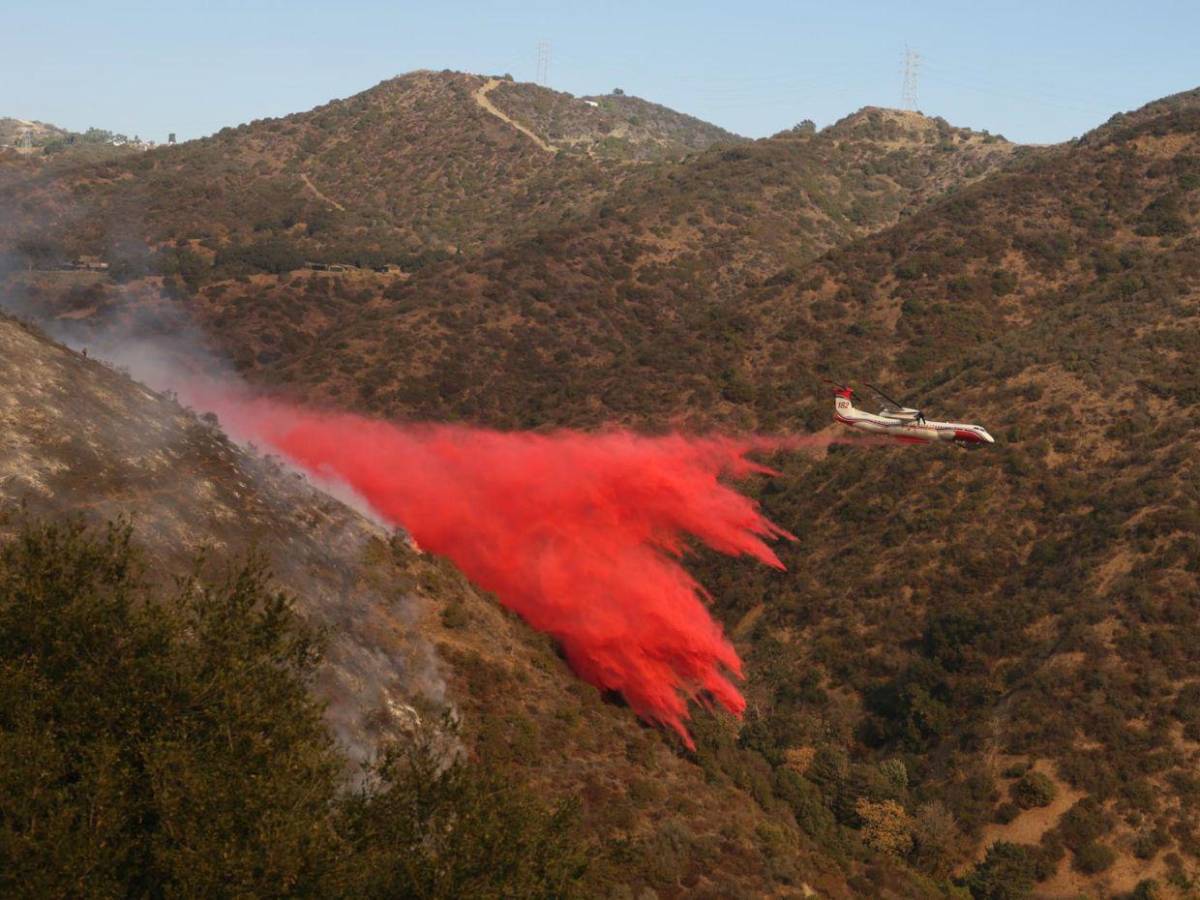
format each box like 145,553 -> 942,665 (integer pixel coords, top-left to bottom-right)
0,517 -> 341,897
337,727 -> 588,899
912,801 -> 960,878
214,236 -> 304,276
965,842 -> 1038,900
14,235 -> 65,269
0,516 -> 589,899
855,797 -> 913,858
1129,879 -> 1164,900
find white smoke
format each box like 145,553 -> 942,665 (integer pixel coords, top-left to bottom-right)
0,262 -> 448,768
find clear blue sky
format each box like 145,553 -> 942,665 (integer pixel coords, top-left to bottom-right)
5,0 -> 1198,145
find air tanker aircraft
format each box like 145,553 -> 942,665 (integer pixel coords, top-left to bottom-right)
828,381 -> 994,447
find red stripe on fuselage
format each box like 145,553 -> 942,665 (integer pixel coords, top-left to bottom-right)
836,413 -> 930,443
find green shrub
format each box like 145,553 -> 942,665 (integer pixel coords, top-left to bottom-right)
440,598 -> 470,629
994,802 -> 1021,824
0,517 -> 339,897
1002,762 -> 1031,779
1058,798 -> 1111,850
966,842 -> 1038,899
1129,878 -> 1164,899
1012,772 -> 1057,809
337,727 -> 588,898
0,516 -> 588,899
1135,193 -> 1187,236
1072,841 -> 1117,874
214,236 -> 304,275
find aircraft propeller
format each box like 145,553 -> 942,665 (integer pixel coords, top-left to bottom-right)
820,376 -> 852,392
866,383 -> 926,425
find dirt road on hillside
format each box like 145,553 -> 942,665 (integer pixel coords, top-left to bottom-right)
472,79 -> 558,154
300,173 -> 346,211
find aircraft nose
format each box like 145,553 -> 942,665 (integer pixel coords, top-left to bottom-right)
981,430 -> 995,444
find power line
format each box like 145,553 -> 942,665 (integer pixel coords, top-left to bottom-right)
920,65 -> 1115,116
536,40 -> 551,86
901,45 -> 921,111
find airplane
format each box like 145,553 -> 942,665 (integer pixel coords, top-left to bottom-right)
826,380 -> 995,447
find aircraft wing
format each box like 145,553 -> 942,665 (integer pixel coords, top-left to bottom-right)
877,408 -> 921,421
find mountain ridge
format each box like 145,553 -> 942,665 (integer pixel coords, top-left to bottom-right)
0,310 -> 876,897
4,74 -> 1200,896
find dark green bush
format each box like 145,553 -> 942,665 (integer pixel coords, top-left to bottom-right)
0,517 -> 338,896
1011,772 -> 1057,809
337,730 -> 587,899
1058,798 -> 1111,850
965,842 -> 1038,899
214,236 -> 305,275
0,516 -> 587,899
994,802 -> 1020,824
1072,841 -> 1117,874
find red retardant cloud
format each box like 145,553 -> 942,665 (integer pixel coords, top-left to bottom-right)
192,390 -> 796,747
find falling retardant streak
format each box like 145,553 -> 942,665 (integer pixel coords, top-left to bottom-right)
187,387 -> 812,747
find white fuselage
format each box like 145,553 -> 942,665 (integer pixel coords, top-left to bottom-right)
834,393 -> 994,445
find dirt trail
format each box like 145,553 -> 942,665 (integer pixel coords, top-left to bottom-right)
472,79 -> 558,154
300,173 -> 346,211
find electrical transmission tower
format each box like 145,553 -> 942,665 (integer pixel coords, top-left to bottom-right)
536,40 -> 551,85
901,45 -> 921,111
18,130 -> 33,153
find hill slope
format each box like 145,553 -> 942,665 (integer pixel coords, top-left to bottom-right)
0,117 -> 69,148
240,107 -> 1019,424
8,75 -> 1200,894
0,101 -> 1021,420
701,87 -> 1200,895
0,312 -> 441,763
0,70 -> 746,278
0,71 -> 611,274
63,86 -> 1199,893
232,84 -> 1197,893
487,80 -> 747,160
1,312 -> 920,897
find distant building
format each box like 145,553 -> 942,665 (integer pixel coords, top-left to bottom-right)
305,261 -> 354,272
168,133 -> 176,144
71,258 -> 110,272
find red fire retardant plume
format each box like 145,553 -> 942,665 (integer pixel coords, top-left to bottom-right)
195,391 -> 796,747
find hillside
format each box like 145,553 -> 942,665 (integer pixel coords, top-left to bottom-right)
707,89 -> 1200,895
0,117 -> 69,148
6,68 -> 1200,895
0,71 -> 609,275
235,107 -> 1019,423
232,84 -> 1200,894
1,311 -> 927,898
0,312 -> 443,764
0,118 -> 148,165
0,70 -> 744,281
0,99 -> 1021,420
487,80 -> 746,160
67,85 -> 1200,894
1081,86 -> 1200,146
